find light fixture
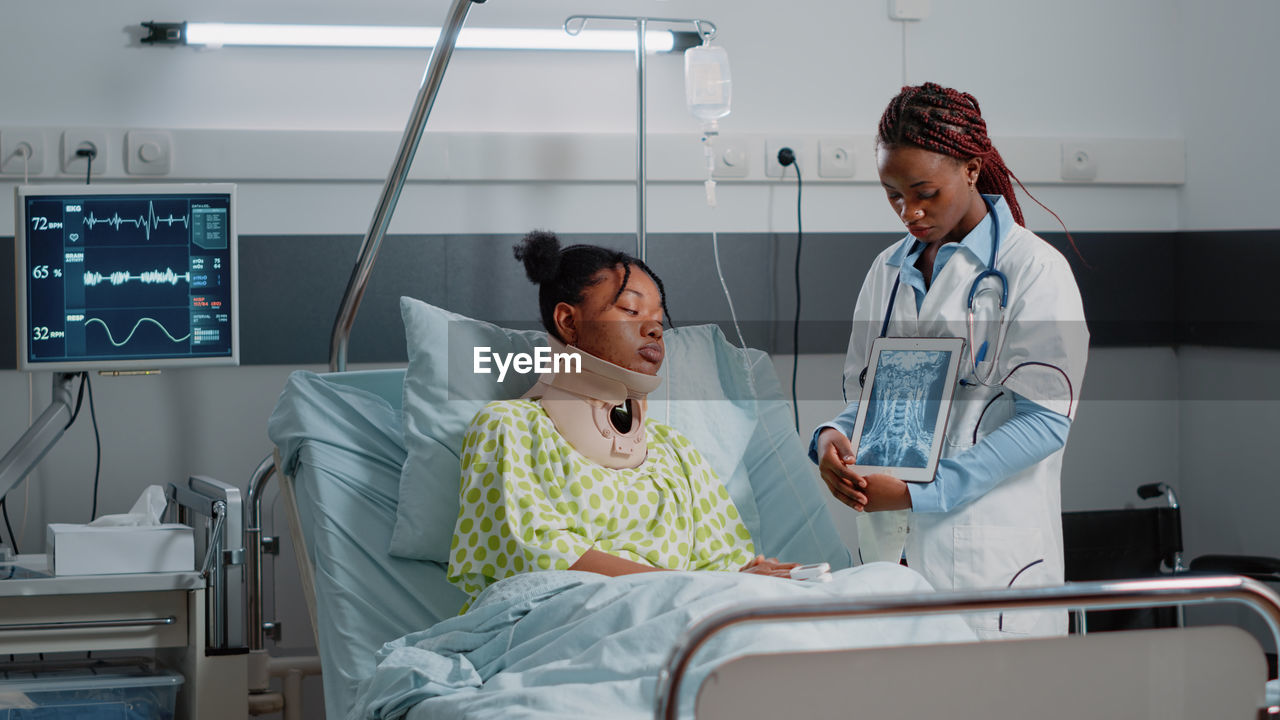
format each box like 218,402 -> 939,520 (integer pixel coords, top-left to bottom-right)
141,22 -> 700,53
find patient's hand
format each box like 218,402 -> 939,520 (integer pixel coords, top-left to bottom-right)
739,555 -> 800,578
816,428 -> 868,511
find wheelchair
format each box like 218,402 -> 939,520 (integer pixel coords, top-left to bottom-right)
1062,482 -> 1280,676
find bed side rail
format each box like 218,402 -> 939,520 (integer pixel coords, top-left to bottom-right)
655,575 -> 1280,720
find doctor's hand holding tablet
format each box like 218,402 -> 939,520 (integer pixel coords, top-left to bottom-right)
810,83 -> 1089,638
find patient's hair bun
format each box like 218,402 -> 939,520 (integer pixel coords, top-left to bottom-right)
513,230 -> 562,285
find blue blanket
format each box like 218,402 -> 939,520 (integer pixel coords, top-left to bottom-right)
349,563 -> 974,720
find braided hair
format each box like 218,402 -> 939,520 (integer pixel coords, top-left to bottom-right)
878,82 -> 1027,225
513,230 -> 671,344
878,82 -> 1084,261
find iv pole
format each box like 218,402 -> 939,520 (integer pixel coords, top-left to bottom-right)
563,15 -> 716,263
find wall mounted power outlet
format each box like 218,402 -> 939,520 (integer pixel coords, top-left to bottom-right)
1060,143 -> 1098,181
62,130 -> 109,176
711,137 -> 749,179
126,130 -> 173,175
765,138 -> 804,178
0,129 -> 45,176
818,137 -> 856,178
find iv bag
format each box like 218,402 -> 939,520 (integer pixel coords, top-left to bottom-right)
685,44 -> 731,129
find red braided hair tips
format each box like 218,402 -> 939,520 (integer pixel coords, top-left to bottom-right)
877,83 -> 1025,225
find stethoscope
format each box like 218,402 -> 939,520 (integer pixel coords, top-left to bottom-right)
856,195 -> 1010,391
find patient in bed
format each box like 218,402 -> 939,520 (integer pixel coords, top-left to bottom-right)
447,231 -> 798,606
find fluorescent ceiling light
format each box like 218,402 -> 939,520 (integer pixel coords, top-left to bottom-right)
179,23 -> 679,52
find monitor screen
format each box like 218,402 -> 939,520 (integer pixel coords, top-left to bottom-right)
15,184 -> 239,372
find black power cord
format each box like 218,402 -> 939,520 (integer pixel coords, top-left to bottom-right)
86,374 -> 101,521
54,371 -> 102,521
76,145 -> 97,185
1,499 -> 18,555
777,147 -> 802,433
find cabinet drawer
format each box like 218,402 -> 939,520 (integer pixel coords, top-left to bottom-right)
0,590 -> 188,653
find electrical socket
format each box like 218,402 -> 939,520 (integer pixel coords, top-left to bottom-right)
1060,142 -> 1098,181
818,137 -> 856,178
0,128 -> 46,176
126,130 -> 172,175
62,129 -> 108,176
711,136 -> 749,178
765,138 -> 804,178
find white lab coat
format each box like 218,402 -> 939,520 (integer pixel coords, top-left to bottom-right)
842,198 -> 1088,639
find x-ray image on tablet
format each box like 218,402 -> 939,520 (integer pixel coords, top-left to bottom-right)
849,337 -> 965,483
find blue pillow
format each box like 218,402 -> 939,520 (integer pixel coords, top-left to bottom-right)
391,297 -> 850,570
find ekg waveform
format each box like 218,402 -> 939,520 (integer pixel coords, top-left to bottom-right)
84,267 -> 190,287
85,317 -> 191,347
82,201 -> 190,241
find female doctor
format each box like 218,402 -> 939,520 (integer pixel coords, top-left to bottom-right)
810,82 -> 1089,638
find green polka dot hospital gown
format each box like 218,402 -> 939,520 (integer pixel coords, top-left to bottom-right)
447,399 -> 756,605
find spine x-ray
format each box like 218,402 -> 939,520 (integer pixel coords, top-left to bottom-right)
856,350 -> 949,469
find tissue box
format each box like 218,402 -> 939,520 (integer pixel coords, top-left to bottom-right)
47,523 -> 194,576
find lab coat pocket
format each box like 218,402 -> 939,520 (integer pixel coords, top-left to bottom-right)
952,525 -> 1047,636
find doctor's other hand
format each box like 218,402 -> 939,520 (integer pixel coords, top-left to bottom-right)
857,472 -> 913,513
816,428 -> 868,511
739,555 -> 800,578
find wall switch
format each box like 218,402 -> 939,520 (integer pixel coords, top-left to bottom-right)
0,128 -> 45,176
1060,142 -> 1098,181
62,129 -> 109,176
889,0 -> 930,21
818,137 -> 856,178
712,137 -> 749,178
765,138 -> 805,178
126,130 -> 172,175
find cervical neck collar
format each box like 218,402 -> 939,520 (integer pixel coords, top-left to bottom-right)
522,335 -> 663,469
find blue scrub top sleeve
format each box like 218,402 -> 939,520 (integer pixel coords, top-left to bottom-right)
808,401 -> 860,465
908,393 -> 1070,513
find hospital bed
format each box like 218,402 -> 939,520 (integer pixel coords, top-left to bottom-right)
265,305 -> 1280,719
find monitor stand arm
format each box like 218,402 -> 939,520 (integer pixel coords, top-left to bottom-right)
0,373 -> 80,502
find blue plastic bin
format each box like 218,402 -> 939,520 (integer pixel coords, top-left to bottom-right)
0,661 -> 182,719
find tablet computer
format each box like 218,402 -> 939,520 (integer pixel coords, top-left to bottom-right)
849,337 -> 965,483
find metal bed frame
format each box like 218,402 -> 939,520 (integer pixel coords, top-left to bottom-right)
657,575 -> 1280,719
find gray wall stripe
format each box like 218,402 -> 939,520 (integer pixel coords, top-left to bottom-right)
1,230 -> 1275,370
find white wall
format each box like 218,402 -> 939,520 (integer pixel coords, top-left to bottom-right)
0,0 -> 1185,236
1176,0 -> 1280,230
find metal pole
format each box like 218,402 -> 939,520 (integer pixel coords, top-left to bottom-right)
0,373 -> 77,502
328,0 -> 479,372
564,15 -> 715,262
654,575 -> 1280,720
635,18 -> 647,262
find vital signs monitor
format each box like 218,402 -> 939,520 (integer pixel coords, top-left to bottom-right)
14,184 -> 239,371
